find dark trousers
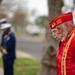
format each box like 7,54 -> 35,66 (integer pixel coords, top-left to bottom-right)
3,60 -> 14,75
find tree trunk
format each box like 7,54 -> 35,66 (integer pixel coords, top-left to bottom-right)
0,0 -> 2,4
37,0 -> 63,75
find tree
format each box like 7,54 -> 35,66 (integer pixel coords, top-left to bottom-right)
37,0 -> 63,75
35,16 -> 48,27
0,0 -> 7,19
11,8 -> 28,31
0,0 -> 2,4
0,13 -> 7,19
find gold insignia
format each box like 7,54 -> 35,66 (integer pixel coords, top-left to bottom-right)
0,46 -> 8,54
56,19 -> 62,25
52,23 -> 56,28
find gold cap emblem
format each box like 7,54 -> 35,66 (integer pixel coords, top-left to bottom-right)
52,23 -> 56,28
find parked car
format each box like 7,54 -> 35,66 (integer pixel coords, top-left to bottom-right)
30,27 -> 40,35
26,25 -> 40,35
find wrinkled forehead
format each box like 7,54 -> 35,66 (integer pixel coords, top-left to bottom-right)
56,23 -> 64,30
51,22 -> 65,33
51,28 -> 57,32
51,28 -> 58,34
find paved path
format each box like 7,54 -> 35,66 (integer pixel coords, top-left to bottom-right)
0,50 -> 36,75
0,68 -> 3,75
17,37 -> 43,60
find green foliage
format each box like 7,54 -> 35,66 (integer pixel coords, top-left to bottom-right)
14,58 -> 40,67
35,16 -> 48,27
14,66 -> 39,75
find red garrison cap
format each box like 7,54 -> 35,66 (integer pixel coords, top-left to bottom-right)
49,12 -> 73,29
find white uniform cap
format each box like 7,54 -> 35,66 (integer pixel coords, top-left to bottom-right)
0,23 -> 12,29
0,18 -> 7,23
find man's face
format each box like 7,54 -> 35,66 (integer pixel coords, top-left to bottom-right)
56,23 -> 68,39
56,25 -> 63,35
51,28 -> 63,40
2,28 -> 9,34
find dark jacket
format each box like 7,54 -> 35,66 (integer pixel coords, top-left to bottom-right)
1,32 -> 16,63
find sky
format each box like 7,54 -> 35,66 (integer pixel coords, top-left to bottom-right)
26,0 -> 73,16
26,0 -> 75,23
3,0 -> 74,17
2,0 -> 48,22
26,0 -> 48,16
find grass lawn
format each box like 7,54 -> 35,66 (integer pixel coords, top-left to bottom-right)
0,58 -> 40,75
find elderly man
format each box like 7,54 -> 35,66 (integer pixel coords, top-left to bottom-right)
0,23 -> 16,75
49,12 -> 75,75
